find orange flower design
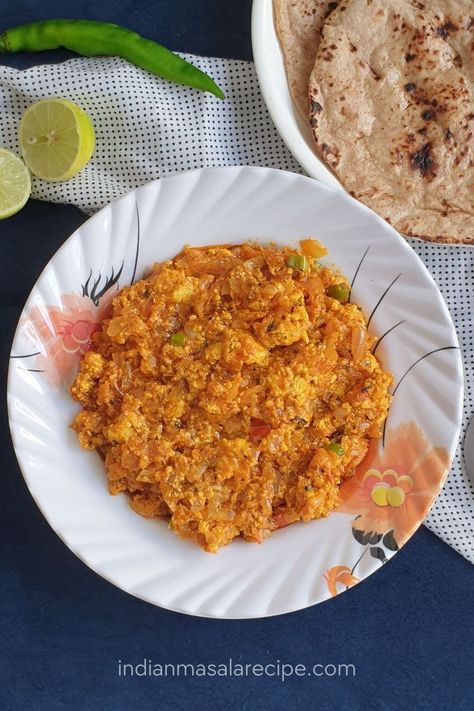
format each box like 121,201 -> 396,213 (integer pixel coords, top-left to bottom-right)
325,566 -> 359,597
337,423 -> 450,547
22,294 -> 108,387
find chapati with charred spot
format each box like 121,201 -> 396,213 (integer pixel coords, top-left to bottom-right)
308,0 -> 474,244
274,0 -> 340,119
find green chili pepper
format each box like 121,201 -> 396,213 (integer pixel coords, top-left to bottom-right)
326,282 -> 350,303
170,331 -> 185,347
286,253 -> 308,271
327,442 -> 344,456
0,20 -> 224,99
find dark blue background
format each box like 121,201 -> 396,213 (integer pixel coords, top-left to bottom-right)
1,2 -> 473,709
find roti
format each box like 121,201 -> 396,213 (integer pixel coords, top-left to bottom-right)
308,0 -> 474,243
274,0 -> 340,119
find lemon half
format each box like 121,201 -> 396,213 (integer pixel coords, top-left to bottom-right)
0,148 -> 31,219
19,98 -> 95,182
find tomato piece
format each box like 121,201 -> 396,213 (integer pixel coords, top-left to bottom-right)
299,239 -> 327,258
249,418 -> 271,441
273,508 -> 295,529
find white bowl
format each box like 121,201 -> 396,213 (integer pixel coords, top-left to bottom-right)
8,166 -> 463,618
252,0 -> 343,187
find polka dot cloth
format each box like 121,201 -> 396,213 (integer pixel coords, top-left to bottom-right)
0,55 -> 299,212
1,55 -> 472,563
407,240 -> 474,563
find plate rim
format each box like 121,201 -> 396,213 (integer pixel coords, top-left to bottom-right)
7,165 -> 464,618
251,0 -> 342,188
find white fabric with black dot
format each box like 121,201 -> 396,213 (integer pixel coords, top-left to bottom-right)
1,54 -> 472,563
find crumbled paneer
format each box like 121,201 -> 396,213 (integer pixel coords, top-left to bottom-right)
71,242 -> 392,552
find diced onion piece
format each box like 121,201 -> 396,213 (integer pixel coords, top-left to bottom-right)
122,361 -> 132,388
184,324 -> 199,338
245,256 -> 265,270
351,325 -> 368,362
195,462 -> 208,477
261,283 -> 279,299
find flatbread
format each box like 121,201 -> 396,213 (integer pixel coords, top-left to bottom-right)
274,0 -> 340,119
308,0 -> 474,244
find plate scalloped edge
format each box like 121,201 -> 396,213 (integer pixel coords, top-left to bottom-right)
8,166 -> 463,618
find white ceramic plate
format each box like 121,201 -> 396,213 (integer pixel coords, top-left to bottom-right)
8,167 -> 463,618
252,0 -> 342,187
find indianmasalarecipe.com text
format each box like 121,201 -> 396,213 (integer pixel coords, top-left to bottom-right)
118,659 -> 356,682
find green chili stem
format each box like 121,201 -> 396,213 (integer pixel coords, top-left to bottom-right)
0,20 -> 225,98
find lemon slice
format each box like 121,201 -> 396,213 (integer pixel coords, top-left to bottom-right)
19,98 -> 95,182
0,148 -> 31,219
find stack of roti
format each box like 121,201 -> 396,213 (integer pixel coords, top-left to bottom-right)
274,0 -> 474,243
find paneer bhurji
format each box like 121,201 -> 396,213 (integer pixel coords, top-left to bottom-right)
71,241 -> 392,552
